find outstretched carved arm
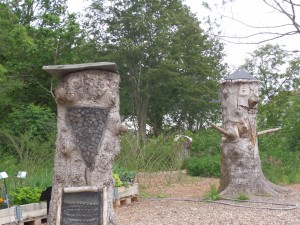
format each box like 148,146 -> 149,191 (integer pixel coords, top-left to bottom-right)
211,123 -> 231,136
257,127 -> 281,136
211,123 -> 239,141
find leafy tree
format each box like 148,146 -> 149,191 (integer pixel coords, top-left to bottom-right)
243,44 -> 299,102
85,0 -> 226,136
0,0 -> 84,121
0,1 -> 87,175
242,44 -> 299,127
0,3 -> 31,116
1,104 -> 56,140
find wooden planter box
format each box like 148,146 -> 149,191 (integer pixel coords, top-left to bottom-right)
113,183 -> 139,207
0,202 -> 47,225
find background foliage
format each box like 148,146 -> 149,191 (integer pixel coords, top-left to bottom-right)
0,0 -> 299,206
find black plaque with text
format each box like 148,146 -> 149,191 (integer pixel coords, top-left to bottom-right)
61,191 -> 103,225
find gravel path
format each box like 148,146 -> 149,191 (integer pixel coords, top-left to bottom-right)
116,176 -> 300,225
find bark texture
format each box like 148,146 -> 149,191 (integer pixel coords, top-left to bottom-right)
216,79 -> 289,197
47,69 -> 123,224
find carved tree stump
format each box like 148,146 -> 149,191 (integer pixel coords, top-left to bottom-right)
213,69 -> 289,197
43,63 -> 125,225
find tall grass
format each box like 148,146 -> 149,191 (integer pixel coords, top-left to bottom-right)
0,130 -> 54,192
117,133 -> 184,172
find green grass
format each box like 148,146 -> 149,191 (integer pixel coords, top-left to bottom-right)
203,184 -> 220,201
234,193 -> 249,201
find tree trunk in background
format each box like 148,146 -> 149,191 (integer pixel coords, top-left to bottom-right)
44,63 -> 125,225
213,70 -> 289,197
136,105 -> 148,139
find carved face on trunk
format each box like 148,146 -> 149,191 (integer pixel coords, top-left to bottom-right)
221,80 -> 260,141
237,83 -> 259,113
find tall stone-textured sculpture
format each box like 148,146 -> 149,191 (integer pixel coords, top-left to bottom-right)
43,62 -> 126,225
212,69 -> 289,197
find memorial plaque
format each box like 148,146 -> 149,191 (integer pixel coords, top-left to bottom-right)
61,191 -> 103,225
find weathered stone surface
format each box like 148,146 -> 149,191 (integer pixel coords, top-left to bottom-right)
44,63 -> 122,225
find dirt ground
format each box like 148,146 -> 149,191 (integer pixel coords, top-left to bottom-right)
116,173 -> 300,225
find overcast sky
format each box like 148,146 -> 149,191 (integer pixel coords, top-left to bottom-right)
184,0 -> 299,69
67,0 -> 299,70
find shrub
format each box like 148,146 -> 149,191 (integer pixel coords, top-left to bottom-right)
259,131 -> 300,184
11,186 -> 42,205
184,155 -> 220,177
189,129 -> 220,157
2,104 -> 56,141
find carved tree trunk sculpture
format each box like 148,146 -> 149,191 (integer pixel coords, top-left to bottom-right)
212,70 -> 289,197
43,63 -> 126,225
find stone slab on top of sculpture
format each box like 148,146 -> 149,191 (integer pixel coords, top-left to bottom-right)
211,69 -> 289,197
43,62 -> 126,225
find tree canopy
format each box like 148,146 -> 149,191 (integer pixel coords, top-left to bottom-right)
242,44 -> 300,136
5,0 -> 298,138
83,0 -> 226,136
0,0 -> 84,122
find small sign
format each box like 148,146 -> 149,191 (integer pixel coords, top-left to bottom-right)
61,190 -> 103,225
16,171 -> 27,178
0,172 -> 8,179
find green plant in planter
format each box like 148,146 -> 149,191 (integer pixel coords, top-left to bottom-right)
113,173 -> 123,187
10,186 -> 42,205
113,164 -> 136,187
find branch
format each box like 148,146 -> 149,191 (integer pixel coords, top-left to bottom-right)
215,30 -> 298,44
262,0 -> 285,14
274,0 -> 300,33
220,14 -> 292,29
284,0 -> 300,6
210,0 -> 300,45
218,31 -> 296,39
211,123 -> 232,137
35,78 -> 55,100
263,0 -> 300,33
257,127 -> 281,136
